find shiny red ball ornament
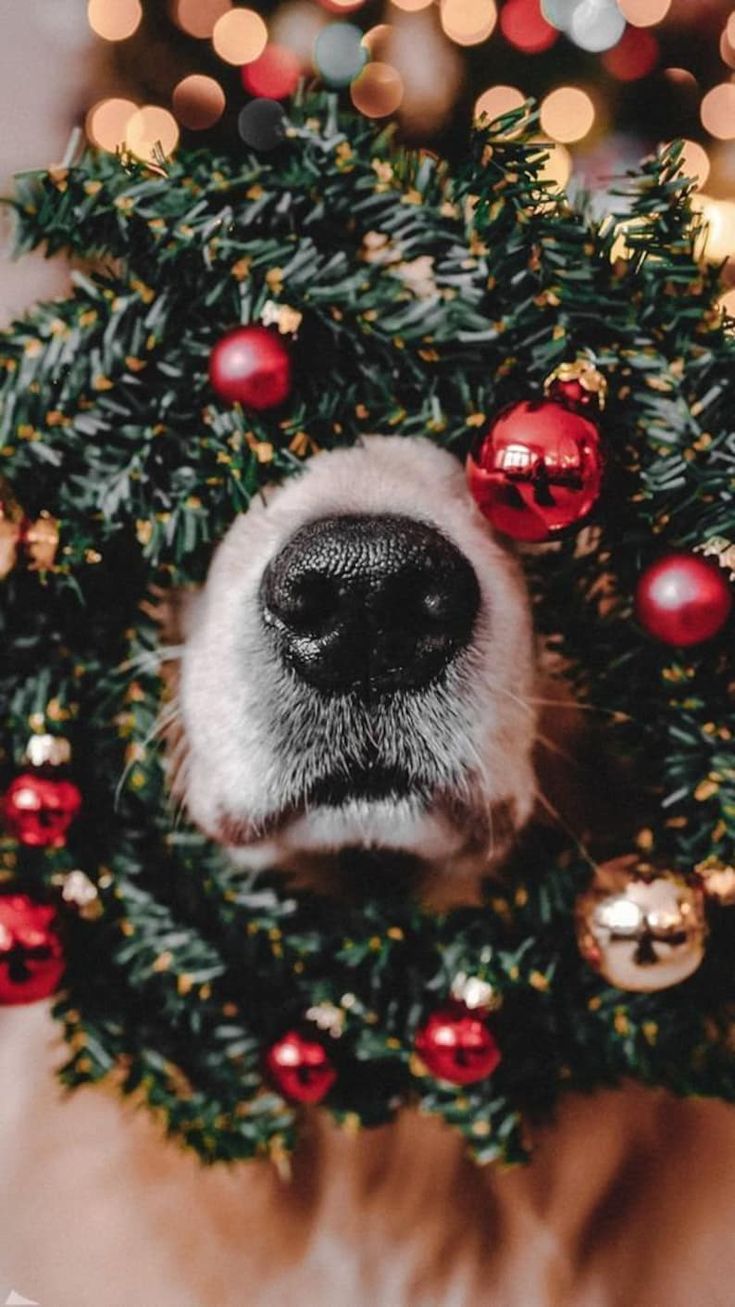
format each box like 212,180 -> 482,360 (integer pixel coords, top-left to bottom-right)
635,552 -> 733,647
209,325 -> 292,410
2,773 -> 82,848
265,1030 -> 337,1104
414,1004 -> 502,1086
0,894 -> 65,1004
467,400 -> 603,543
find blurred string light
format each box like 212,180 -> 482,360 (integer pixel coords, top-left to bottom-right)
242,45 -> 301,98
171,0 -> 231,39
172,74 -> 226,129
474,84 -> 526,124
617,0 -> 670,25
440,0 -> 497,47
542,0 -> 625,51
87,0 -> 142,41
701,83 -> 735,140
350,62 -> 404,116
720,26 -> 735,70
126,106 -> 180,160
385,7 -> 461,133
536,140 -> 572,190
540,86 -> 595,143
314,22 -> 367,85
719,287 -> 735,318
692,195 -> 735,261
319,0 -> 366,12
391,0 -> 433,9
362,24 -> 391,54
664,66 -> 698,89
85,97 -> 138,150
500,0 -> 557,54
602,25 -> 658,79
271,1 -> 327,64
212,8 -> 268,65
674,139 -> 711,189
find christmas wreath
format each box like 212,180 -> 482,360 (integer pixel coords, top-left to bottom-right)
1,94 -> 734,1168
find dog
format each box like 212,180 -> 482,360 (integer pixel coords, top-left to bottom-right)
2,434 -> 735,1307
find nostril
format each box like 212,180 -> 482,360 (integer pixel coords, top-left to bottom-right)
268,572 -> 340,636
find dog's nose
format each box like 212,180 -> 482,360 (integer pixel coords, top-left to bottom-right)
260,514 -> 480,694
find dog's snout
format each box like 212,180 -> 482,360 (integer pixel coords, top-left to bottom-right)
260,513 -> 480,694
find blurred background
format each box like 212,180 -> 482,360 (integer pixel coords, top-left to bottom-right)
1,0 -> 734,321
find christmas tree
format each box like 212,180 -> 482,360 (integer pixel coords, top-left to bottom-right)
1,93 -> 734,1168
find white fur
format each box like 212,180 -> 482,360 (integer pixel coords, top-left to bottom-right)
180,436 -> 536,876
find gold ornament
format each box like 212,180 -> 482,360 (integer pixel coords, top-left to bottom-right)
58,869 -> 101,919
305,1002 -> 345,1038
544,356 -> 608,411
694,856 -> 735,907
24,511 -> 60,571
575,858 -> 707,992
697,536 -> 735,582
260,299 -> 303,336
450,972 -> 502,1011
0,477 -> 25,579
24,733 -> 72,768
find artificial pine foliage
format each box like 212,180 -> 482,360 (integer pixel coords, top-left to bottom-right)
1,93 -> 734,1167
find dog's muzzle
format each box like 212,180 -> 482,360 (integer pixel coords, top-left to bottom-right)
259,513 -> 480,696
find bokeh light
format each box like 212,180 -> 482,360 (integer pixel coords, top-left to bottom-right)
540,87 -> 595,143
238,98 -> 288,150
391,0 -> 433,8
271,2 -> 327,62
171,0 -> 231,39
126,106 -> 180,161
362,24 -> 392,55
440,0 -> 497,47
87,0 -> 142,41
474,84 -> 526,124
664,67 -> 698,89
692,195 -> 735,261
242,45 -> 301,98
541,0 -> 578,29
570,0 -> 625,52
700,84 -> 735,140
85,97 -> 138,151
350,62 -> 404,117
617,0 -> 671,26
536,140 -> 572,190
602,26 -> 659,80
718,287 -> 735,319
675,139 -> 710,190
212,8 -> 268,65
314,22 -> 368,85
172,75 -> 226,130
720,28 -> 735,70
319,0 -> 366,11
500,0 -> 557,54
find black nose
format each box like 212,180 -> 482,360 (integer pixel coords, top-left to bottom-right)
260,514 -> 480,695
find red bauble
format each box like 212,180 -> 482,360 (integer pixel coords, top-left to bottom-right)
635,552 -> 732,647
415,1004 -> 502,1086
265,1030 -> 337,1104
209,326 -> 292,410
0,894 -> 65,1004
2,773 -> 82,848
467,400 -> 603,542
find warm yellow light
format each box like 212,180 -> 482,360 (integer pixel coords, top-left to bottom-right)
536,140 -> 572,191
692,195 -> 735,262
391,0 -> 433,8
87,0 -> 142,41
350,62 -> 404,117
719,287 -> 735,319
700,83 -> 735,140
172,75 -> 226,130
440,0 -> 497,46
85,97 -> 138,151
172,0 -> 232,39
362,24 -> 391,54
474,84 -> 525,124
617,0 -> 670,27
675,139 -> 710,190
540,86 -> 595,144
212,8 -> 268,64
125,106 -> 180,162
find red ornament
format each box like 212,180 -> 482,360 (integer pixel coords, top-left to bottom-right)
414,1004 -> 501,1086
265,1029 -> 337,1104
635,552 -> 732,647
467,400 -> 603,542
209,326 -> 292,411
2,773 -> 82,848
0,894 -> 65,1004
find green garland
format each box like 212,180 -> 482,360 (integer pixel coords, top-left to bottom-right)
1,94 -> 734,1167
